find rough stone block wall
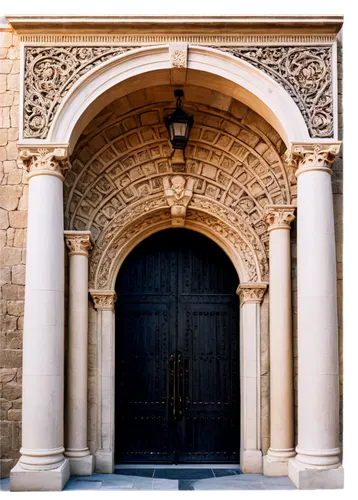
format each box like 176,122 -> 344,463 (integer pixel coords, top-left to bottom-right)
0,29 -> 24,479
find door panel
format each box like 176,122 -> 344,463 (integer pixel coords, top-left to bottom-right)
115,229 -> 240,463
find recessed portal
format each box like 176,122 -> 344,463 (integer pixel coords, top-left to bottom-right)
115,228 -> 240,464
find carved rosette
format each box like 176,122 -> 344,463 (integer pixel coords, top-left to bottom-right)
263,205 -> 295,232
64,231 -> 94,256
19,147 -> 70,181
89,290 -> 117,311
285,142 -> 341,177
236,283 -> 268,306
169,43 -> 188,68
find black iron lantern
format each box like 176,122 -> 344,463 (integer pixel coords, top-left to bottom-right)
165,90 -> 193,150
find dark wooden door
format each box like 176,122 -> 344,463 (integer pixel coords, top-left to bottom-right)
115,229 -> 240,463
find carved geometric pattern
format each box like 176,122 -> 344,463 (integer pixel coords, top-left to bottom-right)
24,46 -> 137,139
214,46 -> 333,138
64,87 -> 294,286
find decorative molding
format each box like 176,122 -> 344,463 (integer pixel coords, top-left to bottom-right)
64,230 -> 94,256
236,282 -> 268,305
18,146 -> 70,180
285,142 -> 341,176
19,35 -> 336,44
163,175 -> 194,226
89,289 -> 117,310
263,205 -> 295,232
213,46 -> 334,139
23,46 -> 137,139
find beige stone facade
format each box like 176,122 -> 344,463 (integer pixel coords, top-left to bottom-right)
0,15 -> 344,490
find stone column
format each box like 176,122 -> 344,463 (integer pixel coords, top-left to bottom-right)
237,283 -> 267,474
286,143 -> 344,489
89,290 -> 117,473
64,231 -> 94,475
263,205 -> 296,476
10,147 -> 70,491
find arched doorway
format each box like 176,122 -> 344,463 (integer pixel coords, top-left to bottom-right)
115,228 -> 240,464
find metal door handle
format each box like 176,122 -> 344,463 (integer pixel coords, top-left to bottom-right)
169,353 -> 176,418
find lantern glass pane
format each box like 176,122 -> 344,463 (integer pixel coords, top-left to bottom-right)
173,122 -> 188,137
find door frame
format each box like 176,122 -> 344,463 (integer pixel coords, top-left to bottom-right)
90,241 -> 267,475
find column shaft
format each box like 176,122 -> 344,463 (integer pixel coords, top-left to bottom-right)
263,206 -> 295,476
64,232 -> 94,475
10,147 -> 71,491
287,143 -> 343,489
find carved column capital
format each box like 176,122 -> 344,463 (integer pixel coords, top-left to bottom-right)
263,205 -> 296,232
64,231 -> 94,257
18,145 -> 71,181
236,282 -> 268,306
89,290 -> 117,311
285,142 -> 341,177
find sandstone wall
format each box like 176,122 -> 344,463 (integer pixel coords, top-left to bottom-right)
0,28 -> 25,478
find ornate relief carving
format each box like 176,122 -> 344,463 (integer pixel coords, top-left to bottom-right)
24,46 -> 136,139
285,142 -> 341,175
214,46 -> 333,138
89,290 -> 117,310
64,231 -> 94,256
19,147 -> 70,180
263,205 -> 295,231
169,43 -> 188,68
189,197 -> 268,282
163,175 -> 194,226
93,210 -> 171,289
236,283 -> 268,305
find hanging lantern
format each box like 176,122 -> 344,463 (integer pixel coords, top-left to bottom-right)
165,90 -> 193,150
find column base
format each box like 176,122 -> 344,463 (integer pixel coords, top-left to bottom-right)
10,459 -> 70,491
240,450 -> 263,473
263,454 -> 290,476
95,449 -> 114,473
68,455 -> 95,476
288,458 -> 344,489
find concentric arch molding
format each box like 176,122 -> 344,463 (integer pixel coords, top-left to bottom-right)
23,44 -> 335,140
88,199 -> 268,290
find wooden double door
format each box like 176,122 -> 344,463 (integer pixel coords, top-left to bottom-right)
115,229 -> 240,463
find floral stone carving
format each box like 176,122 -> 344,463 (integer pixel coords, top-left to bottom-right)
214,46 -> 333,138
24,46 -> 137,139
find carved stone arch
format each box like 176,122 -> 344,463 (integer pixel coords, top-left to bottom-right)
88,195 -> 268,290
39,45 -> 310,149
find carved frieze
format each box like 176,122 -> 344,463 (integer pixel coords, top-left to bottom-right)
213,46 -> 334,138
19,146 -> 70,180
24,46 -> 137,139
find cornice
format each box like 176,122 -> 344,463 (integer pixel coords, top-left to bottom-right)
6,15 -> 343,36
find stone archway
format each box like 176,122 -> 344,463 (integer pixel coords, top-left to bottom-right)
10,21 -> 343,491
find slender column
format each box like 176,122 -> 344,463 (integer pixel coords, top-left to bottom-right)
263,205 -> 296,476
89,290 -> 117,473
237,283 -> 267,474
64,231 -> 94,475
286,143 -> 344,489
10,147 -> 71,491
